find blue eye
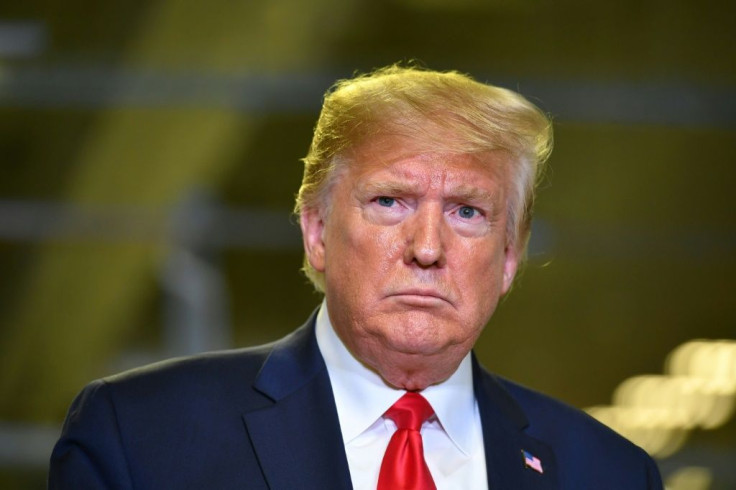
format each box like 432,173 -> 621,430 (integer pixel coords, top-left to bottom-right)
377,197 -> 395,207
458,206 -> 477,219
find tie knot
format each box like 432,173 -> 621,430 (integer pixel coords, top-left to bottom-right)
384,392 -> 435,431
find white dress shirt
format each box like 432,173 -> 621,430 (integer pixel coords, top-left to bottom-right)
315,301 -> 489,490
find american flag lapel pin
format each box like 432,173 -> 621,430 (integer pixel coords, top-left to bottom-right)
522,450 -> 544,474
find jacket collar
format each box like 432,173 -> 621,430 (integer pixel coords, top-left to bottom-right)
242,310 -> 558,490
242,311 -> 353,490
473,355 -> 559,489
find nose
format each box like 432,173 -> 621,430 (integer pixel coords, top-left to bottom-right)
403,203 -> 447,268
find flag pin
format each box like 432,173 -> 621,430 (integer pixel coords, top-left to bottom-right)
522,450 -> 544,474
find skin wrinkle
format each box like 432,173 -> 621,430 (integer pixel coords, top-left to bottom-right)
296,68 -> 553,295
301,139 -> 520,391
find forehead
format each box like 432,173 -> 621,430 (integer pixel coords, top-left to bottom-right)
342,141 -> 510,198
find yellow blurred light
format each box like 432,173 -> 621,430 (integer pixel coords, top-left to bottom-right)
613,374 -> 735,430
667,339 -> 736,385
665,466 -> 713,490
586,339 -> 736,460
585,406 -> 689,457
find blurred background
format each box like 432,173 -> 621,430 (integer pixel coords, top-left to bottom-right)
0,1 -> 734,488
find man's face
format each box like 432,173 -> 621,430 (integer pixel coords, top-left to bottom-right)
301,140 -> 520,390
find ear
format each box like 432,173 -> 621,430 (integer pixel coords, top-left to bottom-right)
300,207 -> 326,272
501,243 -> 521,295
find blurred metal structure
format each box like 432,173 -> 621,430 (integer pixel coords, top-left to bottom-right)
1,66 -> 735,127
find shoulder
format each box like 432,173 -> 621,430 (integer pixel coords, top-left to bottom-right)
71,312 -> 322,417
50,345 -> 279,489
483,372 -> 662,488
95,342 -> 277,413
106,343 -> 273,387
501,377 -> 629,445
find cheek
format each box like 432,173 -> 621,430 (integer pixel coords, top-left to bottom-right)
374,229 -> 404,272
460,244 -> 507,307
341,222 -> 401,266
464,240 -> 500,275
325,219 -> 392,285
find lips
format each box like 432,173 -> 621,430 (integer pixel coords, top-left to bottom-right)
387,288 -> 452,305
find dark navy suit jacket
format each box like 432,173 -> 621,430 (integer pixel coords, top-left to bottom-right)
49,312 -> 663,489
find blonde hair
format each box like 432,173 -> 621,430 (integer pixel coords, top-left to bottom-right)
296,65 -> 553,291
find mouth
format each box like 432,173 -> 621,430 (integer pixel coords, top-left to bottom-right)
388,288 -> 452,306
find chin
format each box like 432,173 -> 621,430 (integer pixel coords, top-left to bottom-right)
377,362 -> 453,391
369,340 -> 469,390
385,336 -> 446,356
380,319 -> 460,354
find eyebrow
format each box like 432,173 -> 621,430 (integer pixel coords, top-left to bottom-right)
447,184 -> 496,204
359,180 -> 420,197
358,180 -> 497,205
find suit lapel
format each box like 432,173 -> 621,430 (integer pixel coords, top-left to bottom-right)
473,357 -> 559,490
241,316 -> 561,490
242,315 -> 353,490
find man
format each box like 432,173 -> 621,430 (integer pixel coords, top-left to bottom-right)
49,65 -> 663,489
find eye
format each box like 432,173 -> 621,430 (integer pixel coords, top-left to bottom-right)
376,196 -> 396,207
457,206 -> 477,219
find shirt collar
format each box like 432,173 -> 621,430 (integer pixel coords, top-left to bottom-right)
315,300 -> 479,456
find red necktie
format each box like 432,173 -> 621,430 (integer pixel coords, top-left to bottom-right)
377,392 -> 437,490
